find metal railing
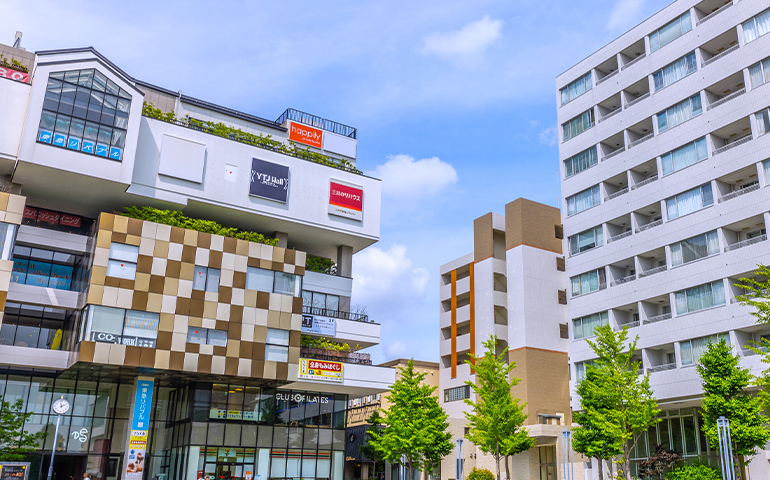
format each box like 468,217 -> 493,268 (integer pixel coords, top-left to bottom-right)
626,92 -> 650,108
713,135 -> 753,155
647,363 -> 677,374
702,44 -> 740,68
725,234 -> 767,252
628,132 -> 654,148
631,175 -> 658,190
621,53 -> 647,71
697,1 -> 733,26
276,108 -> 357,138
608,230 -> 632,243
615,320 -> 640,330
643,312 -> 672,324
300,347 -> 372,365
707,88 -> 746,111
605,187 -> 629,201
602,148 -> 625,161
639,265 -> 667,278
718,183 -> 759,203
596,69 -> 619,85
611,274 -> 636,287
303,305 -> 370,323
636,219 -> 663,233
598,107 -> 623,123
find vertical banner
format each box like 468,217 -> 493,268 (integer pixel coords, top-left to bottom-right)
124,378 -> 154,479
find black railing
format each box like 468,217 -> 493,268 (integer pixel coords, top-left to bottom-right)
301,347 -> 372,365
276,108 -> 357,139
302,305 -> 370,323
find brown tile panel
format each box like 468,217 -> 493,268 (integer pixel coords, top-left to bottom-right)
276,363 -> 288,381
197,232 -> 212,249
198,354 -> 212,374
132,291 -> 149,311
256,292 -> 270,309
137,255 -> 153,273
225,357 -> 239,376
292,297 -> 303,314
170,226 -> 185,244
209,250 -> 223,268
508,347 -> 571,425
223,237 -> 237,254
505,198 -> 563,253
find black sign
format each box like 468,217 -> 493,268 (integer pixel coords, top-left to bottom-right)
0,463 -> 30,480
249,158 -> 289,203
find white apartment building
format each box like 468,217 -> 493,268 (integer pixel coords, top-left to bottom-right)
557,0 -> 770,477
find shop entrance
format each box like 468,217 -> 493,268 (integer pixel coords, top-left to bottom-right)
41,454 -> 85,480
214,462 -> 243,480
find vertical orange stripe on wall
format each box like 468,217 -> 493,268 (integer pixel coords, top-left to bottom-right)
451,269 -> 457,379
469,262 -> 475,371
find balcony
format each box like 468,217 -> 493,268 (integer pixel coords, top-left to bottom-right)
621,53 -> 646,71
303,305 -> 370,323
626,92 -> 649,109
628,132 -> 654,149
643,312 -> 672,325
605,187 -> 628,201
611,274 -> 636,287
647,362 -> 677,374
696,0 -> 733,26
638,265 -> 667,278
702,44 -> 739,68
631,175 -> 658,191
602,148 -> 625,161
718,182 -> 759,203
636,219 -> 662,234
615,320 -> 640,330
707,88 -> 746,111
300,346 -> 372,365
725,234 -> 767,252
608,230 -> 632,243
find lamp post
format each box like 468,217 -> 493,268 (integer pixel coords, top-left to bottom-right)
561,430 -> 574,480
456,438 -> 464,480
47,396 -> 70,480
717,416 -> 736,480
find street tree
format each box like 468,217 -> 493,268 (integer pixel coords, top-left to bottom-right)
0,397 -> 47,461
736,265 -> 770,415
463,335 -> 533,480
697,339 -> 770,480
365,360 -> 453,479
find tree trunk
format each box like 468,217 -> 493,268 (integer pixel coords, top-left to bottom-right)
738,454 -> 746,480
597,458 -> 603,480
495,443 -> 500,480
504,455 -> 510,480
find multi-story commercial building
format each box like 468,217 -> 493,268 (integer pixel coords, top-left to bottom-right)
557,0 -> 770,477
438,199 -> 573,480
0,39 -> 394,480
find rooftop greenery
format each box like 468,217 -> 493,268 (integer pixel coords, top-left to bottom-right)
0,54 -> 29,73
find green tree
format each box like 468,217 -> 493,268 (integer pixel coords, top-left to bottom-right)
463,335 -> 533,480
572,325 -> 659,480
697,339 -> 770,480
0,397 -> 47,461
736,265 -> 770,415
365,360 -> 453,478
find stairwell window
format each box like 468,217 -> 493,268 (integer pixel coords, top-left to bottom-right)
560,72 -> 592,106
650,11 -> 692,52
562,109 -> 594,142
675,280 -> 725,315
564,146 -> 598,178
569,226 -> 603,256
573,312 -> 608,340
680,333 -> 729,365
567,185 -> 600,216
653,51 -> 697,91
756,108 -> 770,136
742,8 -> 770,44
570,268 -> 606,297
661,137 -> 707,176
656,94 -> 702,133
671,230 -> 719,266
666,183 -> 713,220
749,57 -> 770,89
444,385 -> 470,402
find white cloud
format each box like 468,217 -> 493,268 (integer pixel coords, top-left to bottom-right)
606,0 -> 645,31
538,126 -> 558,147
422,15 -> 503,63
369,154 -> 458,201
385,342 -> 408,358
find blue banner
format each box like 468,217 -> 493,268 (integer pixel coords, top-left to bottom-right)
131,379 -> 154,430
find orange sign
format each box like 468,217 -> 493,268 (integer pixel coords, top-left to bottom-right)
289,122 -> 323,149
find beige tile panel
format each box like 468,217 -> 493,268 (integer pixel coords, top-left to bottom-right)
0,193 -> 9,211
108,344 -> 126,365
154,350 -> 170,369
6,194 -> 26,217
183,353 -> 199,372
141,221 -> 158,239
93,247 -> 110,268
159,314 -> 174,333
167,242 -> 183,261
96,230 -> 112,249
210,235 -> 224,252
113,215 -> 129,234
116,289 -> 133,309
263,360 -> 277,380
211,355 -> 226,375
254,309 -> 268,326
155,223 -> 172,242
238,358 -> 252,377
5,213 -> 21,224
216,303 -> 230,321
220,269 -> 234,287
183,229 -> 198,246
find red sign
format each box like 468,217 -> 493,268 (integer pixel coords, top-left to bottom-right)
60,214 -> 82,228
23,207 -> 38,220
329,181 -> 363,221
289,122 -> 323,149
37,210 -> 60,224
0,67 -> 30,84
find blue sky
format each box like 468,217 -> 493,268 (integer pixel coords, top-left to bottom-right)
5,0 -> 673,363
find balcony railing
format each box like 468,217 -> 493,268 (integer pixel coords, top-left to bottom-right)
702,44 -> 739,68
707,88 -> 746,111
713,135 -> 752,155
615,320 -> 640,330
621,53 -> 646,71
602,148 -> 625,161
636,219 -> 663,233
718,182 -> 759,203
598,108 -> 623,123
276,108 -> 357,139
631,175 -> 658,190
725,234 -> 767,252
607,230 -> 632,243
643,312 -> 672,325
638,265 -> 667,278
626,92 -> 650,108
647,363 -> 677,374
697,1 -> 733,26
605,187 -> 629,201
303,305 -> 370,323
628,132 -> 654,149
300,347 -> 372,365
611,274 -> 636,287
596,70 -> 619,85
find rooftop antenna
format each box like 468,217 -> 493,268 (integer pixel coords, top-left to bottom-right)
12,31 -> 22,49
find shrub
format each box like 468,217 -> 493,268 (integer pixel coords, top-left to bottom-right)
665,462 -> 720,480
306,255 -> 336,274
467,468 -> 494,480
300,336 -> 351,352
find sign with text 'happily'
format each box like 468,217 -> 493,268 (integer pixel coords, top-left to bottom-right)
329,180 -> 363,221
250,158 -> 289,203
289,122 -> 323,149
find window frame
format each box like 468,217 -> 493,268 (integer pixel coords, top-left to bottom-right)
564,146 -> 599,178
266,328 -> 290,362
670,230 -> 719,267
742,8 -> 770,44
652,51 -> 697,92
560,72 -> 593,106
656,93 -> 703,133
193,265 -> 221,293
665,183 -> 713,220
186,326 -> 228,347
562,109 -> 595,142
674,280 -> 726,315
649,11 -> 692,52
566,185 -> 601,217
443,385 -> 470,402
570,268 -> 606,297
568,226 -> 603,256
106,242 -> 138,280
573,311 -> 609,340
661,137 -> 708,176
246,266 -> 302,297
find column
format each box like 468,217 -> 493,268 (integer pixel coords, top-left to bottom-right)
337,245 -> 353,277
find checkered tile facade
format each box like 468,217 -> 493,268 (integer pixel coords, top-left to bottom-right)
0,193 -> 26,329
77,213 -> 307,381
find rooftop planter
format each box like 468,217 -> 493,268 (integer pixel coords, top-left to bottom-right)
0,54 -> 29,73
300,346 -> 372,365
142,102 -> 362,175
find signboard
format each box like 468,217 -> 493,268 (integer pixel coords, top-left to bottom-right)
125,379 -> 154,479
249,158 -> 290,203
0,463 -> 30,480
289,122 -> 323,149
299,358 -> 343,383
301,314 -> 337,336
209,408 -> 259,421
0,67 -> 30,84
329,180 -> 363,221
91,332 -> 156,348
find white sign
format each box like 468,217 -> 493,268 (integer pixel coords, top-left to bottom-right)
301,314 -> 336,336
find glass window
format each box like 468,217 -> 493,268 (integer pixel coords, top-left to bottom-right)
0,222 -> 17,261
187,327 -> 228,346
566,185 -> 600,216
756,108 -> 770,137
266,328 -> 290,362
86,305 -> 125,340
661,137 -> 708,175
187,327 -> 207,345
650,11 -> 692,52
11,245 -> 79,291
123,310 -> 159,342
675,280 -> 726,315
246,267 -> 274,292
560,72 -> 592,106
562,109 -> 594,141
680,333 -> 730,365
671,231 -> 719,266
570,268 -> 606,297
743,9 -> 770,44
568,226 -> 603,256
653,51 -> 697,91
37,68 -> 131,160
657,94 -> 702,133
666,183 -> 713,220
274,272 -> 301,297
193,266 -> 220,292
107,242 -> 138,280
573,311 -> 608,340
749,57 -> 770,89
443,385 -> 470,402
564,146 -> 598,178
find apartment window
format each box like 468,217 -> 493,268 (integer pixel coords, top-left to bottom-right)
575,360 -> 597,383
37,69 -> 131,161
302,291 -> 340,313
246,267 -> 302,297
653,51 -> 696,92
650,11 -> 692,52
560,72 -> 592,106
570,268 -> 606,297
680,333 -> 729,366
193,266 -> 221,292
106,242 -> 138,280
749,58 -> 770,89
675,280 -> 725,315
742,8 -> 770,44
564,146 -> 598,178
566,185 -> 600,216
562,109 -> 594,142
656,94 -> 702,133
0,222 -> 17,261
666,183 -> 713,220
265,328 -> 290,362
12,246 -> 79,290
671,231 -> 719,267
84,305 -> 159,347
569,226 -> 603,256
763,160 -> 770,185
573,312 -> 608,340
756,108 -> 770,137
661,137 -> 707,176
186,327 -> 228,347
444,385 -> 470,402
